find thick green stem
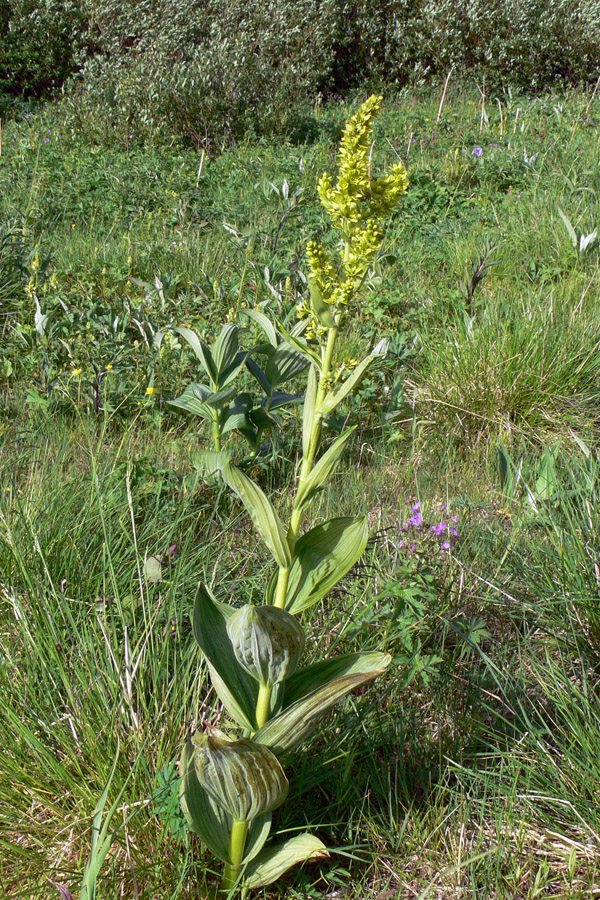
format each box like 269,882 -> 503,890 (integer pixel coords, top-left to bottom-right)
272,324 -> 339,611
221,819 -> 249,893
255,682 -> 271,729
212,412 -> 222,452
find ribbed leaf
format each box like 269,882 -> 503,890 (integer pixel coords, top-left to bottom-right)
294,428 -> 356,515
168,383 -> 236,419
307,275 -> 336,327
192,733 -> 288,821
244,834 -> 329,889
319,343 -> 387,415
302,364 -> 318,457
179,738 -> 231,862
218,351 -> 250,390
179,739 -> 272,864
242,308 -> 278,347
211,323 -> 239,374
222,462 -> 292,568
220,394 -> 253,435
283,651 -> 391,708
264,345 -> 309,388
191,450 -> 232,478
193,585 -> 259,730
253,652 -> 391,755
174,327 -> 217,383
278,324 -> 322,369
246,357 -> 273,394
265,516 -> 368,614
227,605 -> 305,686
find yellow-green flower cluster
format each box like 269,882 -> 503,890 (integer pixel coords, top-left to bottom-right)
304,95 -> 408,330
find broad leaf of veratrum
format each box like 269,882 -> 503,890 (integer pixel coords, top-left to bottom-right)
174,327 -> 218,383
193,585 -> 259,731
294,428 -> 357,515
282,651 -> 392,709
253,652 -> 391,755
221,462 -> 292,569
244,833 -> 329,889
179,738 -> 231,862
179,739 -> 272,864
302,363 -> 317,457
319,345 -> 386,416
211,323 -> 239,374
265,516 -> 368,613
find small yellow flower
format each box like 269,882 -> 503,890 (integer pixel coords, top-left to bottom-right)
73,368 -> 82,377
71,223 -> 76,228
145,385 -> 156,396
105,364 -> 113,371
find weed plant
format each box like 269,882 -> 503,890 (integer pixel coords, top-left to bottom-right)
2,83 -> 600,898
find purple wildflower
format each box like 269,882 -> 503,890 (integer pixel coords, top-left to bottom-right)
441,540 -> 451,550
409,511 -> 423,527
472,147 -> 483,157
411,501 -> 422,512
450,527 -> 459,537
433,521 -> 447,536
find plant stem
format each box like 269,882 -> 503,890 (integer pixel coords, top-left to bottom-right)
221,819 -> 249,893
213,411 -> 221,451
255,682 -> 271,729
272,324 -> 339,612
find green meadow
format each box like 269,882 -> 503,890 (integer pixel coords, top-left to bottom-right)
2,82 -> 600,898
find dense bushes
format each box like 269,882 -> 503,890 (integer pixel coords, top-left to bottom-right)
1,0 -> 600,143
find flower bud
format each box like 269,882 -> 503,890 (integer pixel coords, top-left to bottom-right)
192,732 -> 288,821
227,604 -> 305,686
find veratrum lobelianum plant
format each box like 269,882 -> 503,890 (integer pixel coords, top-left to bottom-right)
178,96 -> 409,894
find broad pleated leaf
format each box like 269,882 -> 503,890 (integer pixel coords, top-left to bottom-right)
264,345 -> 309,388
191,450 -> 232,478
193,585 -> 258,730
227,605 -> 305,685
282,651 -> 391,708
253,652 -> 391,755
244,834 -> 329,889
221,462 -> 292,568
179,739 -> 272,864
211,323 -> 239,374
246,357 -> 273,394
265,516 -> 368,614
217,351 -> 250,390
294,428 -> 356,515
319,343 -> 387,415
278,324 -> 322,369
168,384 -> 236,419
307,275 -> 336,327
302,364 -> 318,457
220,394 -> 253,435
192,733 -> 288,821
174,327 -> 217,383
179,738 -> 231,862
242,308 -> 278,347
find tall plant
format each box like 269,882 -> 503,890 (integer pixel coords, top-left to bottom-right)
178,95 -> 408,893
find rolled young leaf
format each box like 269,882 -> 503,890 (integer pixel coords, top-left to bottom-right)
192,732 -> 289,821
179,739 -> 272,864
193,585 -> 259,731
244,833 -> 329,889
253,652 -> 391,755
227,604 -> 305,686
